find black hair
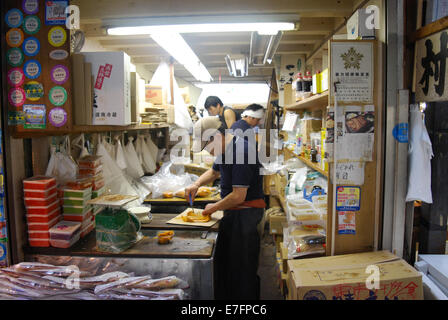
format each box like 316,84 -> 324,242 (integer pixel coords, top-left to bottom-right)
204,96 -> 223,110
245,104 -> 264,112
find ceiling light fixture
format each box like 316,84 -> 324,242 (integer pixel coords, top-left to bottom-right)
151,33 -> 212,82
249,31 -> 283,66
225,54 -> 249,78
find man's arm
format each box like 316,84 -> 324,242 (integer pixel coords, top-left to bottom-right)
185,168 -> 220,200
202,187 -> 247,215
224,109 -> 236,129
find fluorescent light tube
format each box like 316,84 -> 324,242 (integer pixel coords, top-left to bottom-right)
151,33 -> 212,82
107,22 -> 295,35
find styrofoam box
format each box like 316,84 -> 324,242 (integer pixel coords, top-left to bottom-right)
82,52 -> 132,126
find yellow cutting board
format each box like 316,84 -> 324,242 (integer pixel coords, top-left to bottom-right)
166,209 -> 224,227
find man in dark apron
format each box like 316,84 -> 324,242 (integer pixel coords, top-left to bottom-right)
186,116 -> 265,300
204,96 -> 241,129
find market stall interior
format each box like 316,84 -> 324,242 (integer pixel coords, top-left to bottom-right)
0,0 -> 429,300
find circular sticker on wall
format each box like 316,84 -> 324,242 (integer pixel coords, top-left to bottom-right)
23,59 -> 41,79
48,26 -> 67,47
24,81 -> 44,101
23,0 -> 39,14
49,49 -> 69,60
22,37 -> 40,56
49,86 -> 67,106
23,15 -> 41,35
5,9 -> 23,28
6,28 -> 24,47
8,87 -> 26,107
7,48 -> 24,67
49,107 -> 67,127
7,68 -> 25,87
50,65 -> 69,84
0,243 -> 5,262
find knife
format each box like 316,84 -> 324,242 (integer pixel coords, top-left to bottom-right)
188,193 -> 194,214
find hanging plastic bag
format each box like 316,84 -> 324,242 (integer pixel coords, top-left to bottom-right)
135,135 -> 145,170
45,137 -> 78,185
72,134 -> 90,160
139,135 -> 156,174
114,136 -> 127,171
146,136 -> 159,164
123,136 -> 145,179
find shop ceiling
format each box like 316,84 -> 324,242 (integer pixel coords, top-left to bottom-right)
73,0 -> 358,84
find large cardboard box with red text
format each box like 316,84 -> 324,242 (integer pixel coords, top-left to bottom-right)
287,250 -> 423,300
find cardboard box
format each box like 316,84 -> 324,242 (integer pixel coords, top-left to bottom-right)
130,71 -> 142,123
274,173 -> 288,197
83,51 -> 132,126
269,214 -> 287,235
280,242 -> 289,273
301,119 -> 322,144
263,174 -> 276,195
287,251 -> 423,300
145,85 -> 167,105
72,54 -> 85,125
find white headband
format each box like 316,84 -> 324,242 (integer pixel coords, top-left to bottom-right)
242,109 -> 264,119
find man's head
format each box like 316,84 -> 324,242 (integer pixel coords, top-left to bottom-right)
192,116 -> 227,156
204,96 -> 223,116
242,104 -> 265,127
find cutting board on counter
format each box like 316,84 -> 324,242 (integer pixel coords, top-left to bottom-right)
166,209 -> 224,227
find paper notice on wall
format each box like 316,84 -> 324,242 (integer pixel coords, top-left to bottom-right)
282,112 -> 299,132
330,161 -> 365,185
338,211 -> 356,234
325,105 -> 374,162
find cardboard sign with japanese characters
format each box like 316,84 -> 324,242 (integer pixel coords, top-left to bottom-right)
415,29 -> 448,102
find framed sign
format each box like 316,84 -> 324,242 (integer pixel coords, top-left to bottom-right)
330,41 -> 374,103
414,28 -> 448,102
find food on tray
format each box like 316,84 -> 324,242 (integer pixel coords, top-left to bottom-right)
174,190 -> 186,198
163,191 -> 174,198
101,195 -> 128,202
181,209 -> 210,223
197,187 -> 212,198
155,230 -> 174,244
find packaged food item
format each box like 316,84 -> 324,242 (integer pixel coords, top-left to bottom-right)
63,205 -> 92,215
92,187 -> 106,199
156,230 -> 174,244
23,185 -> 57,198
24,192 -> 58,207
174,189 -> 185,198
163,191 -> 174,198
63,188 -> 92,199
181,209 -> 210,223
26,207 -> 61,223
78,155 -> 102,169
284,225 -> 326,259
80,221 -> 95,238
92,178 -> 105,191
66,178 -> 93,190
28,230 -> 50,239
78,166 -> 103,177
63,197 -> 90,207
27,215 -> 62,231
197,186 -> 213,198
50,233 -> 80,249
28,238 -> 50,247
63,209 -> 93,223
50,221 -> 82,241
23,176 -> 56,191
26,200 -> 60,216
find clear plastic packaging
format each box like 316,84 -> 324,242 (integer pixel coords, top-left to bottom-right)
50,221 -> 82,241
65,178 -> 93,190
63,205 -> 92,215
24,192 -> 58,207
80,221 -> 95,238
79,166 -> 103,177
63,197 -> 90,207
26,208 -> 61,223
50,232 -> 80,249
26,200 -> 60,216
63,209 -> 93,223
284,225 -> 326,259
23,185 -> 57,199
27,215 -> 62,231
78,155 -> 102,169
23,176 -> 57,191
63,188 -> 92,199
28,230 -> 50,239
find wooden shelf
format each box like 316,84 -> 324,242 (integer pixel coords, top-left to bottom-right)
284,148 -> 329,178
284,91 -> 328,112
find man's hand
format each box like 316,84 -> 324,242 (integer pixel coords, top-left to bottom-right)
202,203 -> 216,216
185,183 -> 199,202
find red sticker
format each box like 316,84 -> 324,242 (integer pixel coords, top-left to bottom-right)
7,68 -> 25,87
104,64 -> 113,78
8,87 -> 26,107
95,65 -> 105,90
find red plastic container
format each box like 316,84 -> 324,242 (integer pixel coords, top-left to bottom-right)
27,215 -> 62,231
78,166 -> 103,177
92,178 -> 105,191
28,230 -> 50,239
63,209 -> 93,222
50,232 -> 80,248
66,178 -> 93,190
78,155 -> 102,169
23,176 -> 56,191
26,200 -> 60,215
24,192 -> 58,207
26,208 -> 61,223
28,238 -> 50,247
23,185 -> 57,199
80,222 -> 95,238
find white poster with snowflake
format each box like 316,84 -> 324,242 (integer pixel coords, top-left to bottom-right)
330,41 -> 374,103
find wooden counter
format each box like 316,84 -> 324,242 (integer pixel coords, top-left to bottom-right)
141,213 -> 220,232
144,194 -> 221,206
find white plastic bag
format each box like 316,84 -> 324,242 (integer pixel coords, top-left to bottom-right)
146,136 -> 159,163
124,137 -> 145,179
45,137 -> 78,185
138,136 -> 156,174
114,137 -> 127,171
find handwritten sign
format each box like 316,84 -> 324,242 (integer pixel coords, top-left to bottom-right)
415,28 -> 448,102
333,161 -> 365,185
336,186 -> 361,211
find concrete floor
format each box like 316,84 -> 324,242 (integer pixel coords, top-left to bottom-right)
258,224 -> 284,300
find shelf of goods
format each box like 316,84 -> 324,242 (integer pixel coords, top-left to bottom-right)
284,91 -> 328,112
284,148 -> 328,178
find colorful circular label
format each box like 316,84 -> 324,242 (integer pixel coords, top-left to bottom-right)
24,81 -> 44,101
50,65 -> 69,84
8,87 -> 26,107
23,59 -> 41,79
6,28 -> 24,47
22,0 -> 39,14
22,37 -> 40,56
7,48 -> 24,67
49,49 -> 69,60
48,26 -> 67,47
49,86 -> 67,106
7,68 -> 25,87
23,15 -> 41,35
0,243 -> 5,261
49,107 -> 67,127
5,9 -> 23,28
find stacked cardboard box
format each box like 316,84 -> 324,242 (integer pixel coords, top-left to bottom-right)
23,177 -> 62,247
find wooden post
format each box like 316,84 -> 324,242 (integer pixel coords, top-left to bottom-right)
169,57 -> 175,105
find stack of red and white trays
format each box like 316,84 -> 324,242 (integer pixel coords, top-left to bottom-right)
23,176 -> 62,247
